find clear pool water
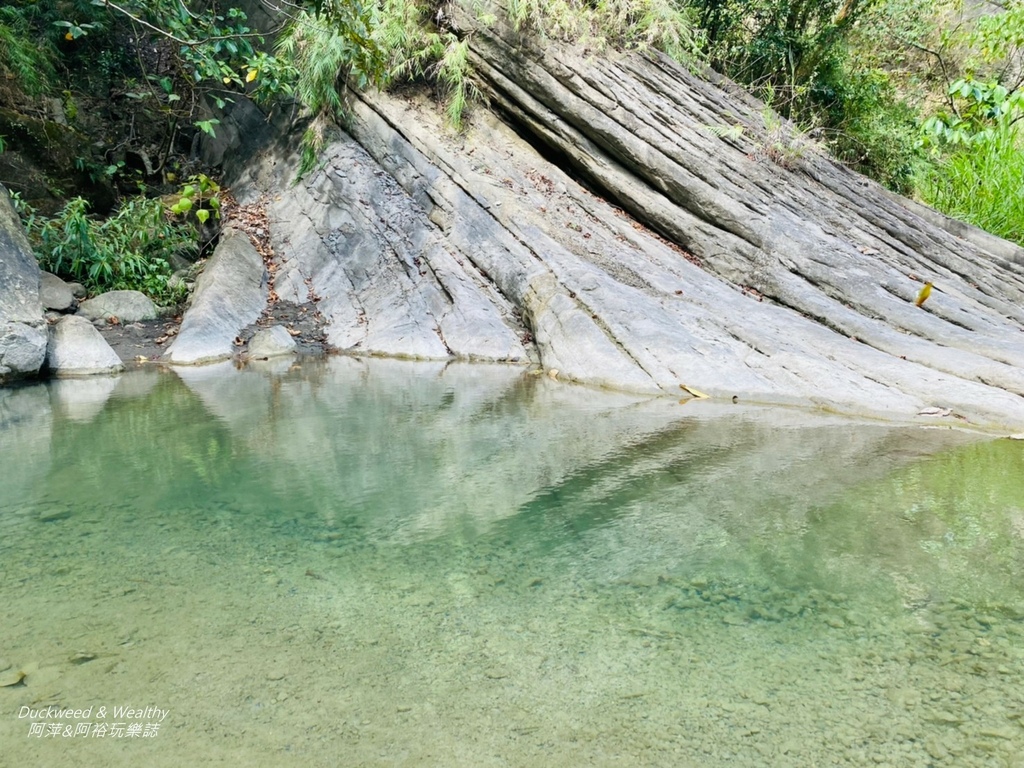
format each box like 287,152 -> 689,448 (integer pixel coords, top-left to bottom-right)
2,358 -> 1023,767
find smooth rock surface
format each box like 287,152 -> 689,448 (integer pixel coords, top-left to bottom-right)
0,185 -> 46,382
46,315 -> 124,376
78,290 -> 158,322
39,271 -> 75,312
248,325 -> 296,358
164,226 -> 267,365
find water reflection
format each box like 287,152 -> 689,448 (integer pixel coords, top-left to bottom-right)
1,360 -> 1022,767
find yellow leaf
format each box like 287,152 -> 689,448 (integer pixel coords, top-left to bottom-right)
246,68 -> 258,83
679,384 -> 710,400
222,77 -> 231,84
915,281 -> 933,307
65,32 -> 73,40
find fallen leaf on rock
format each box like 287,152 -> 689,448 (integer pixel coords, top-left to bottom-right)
918,407 -> 952,417
680,384 -> 710,400
547,368 -> 559,380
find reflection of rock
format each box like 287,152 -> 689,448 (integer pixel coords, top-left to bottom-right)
247,355 -> 297,376
0,185 -> 46,383
78,290 -> 158,322
168,359 -> 984,549
0,384 -> 52,511
110,368 -> 161,400
39,272 -> 76,312
164,227 -> 267,365
48,375 -> 122,422
45,315 -> 124,376
248,326 -> 296,358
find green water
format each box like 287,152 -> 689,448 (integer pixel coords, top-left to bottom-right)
2,358 -> 1023,767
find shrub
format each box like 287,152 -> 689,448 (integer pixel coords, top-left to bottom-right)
17,194 -> 195,305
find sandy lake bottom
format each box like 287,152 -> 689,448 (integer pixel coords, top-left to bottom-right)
2,359 -> 1024,767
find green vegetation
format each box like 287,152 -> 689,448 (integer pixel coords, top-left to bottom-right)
920,119 -> 1024,245
15,194 -> 194,305
168,173 -> 222,226
0,5 -> 57,96
2,0 -> 1023,266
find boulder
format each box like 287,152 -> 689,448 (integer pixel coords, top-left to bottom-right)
78,290 -> 159,322
164,227 -> 267,365
46,315 -> 124,376
1,323 -> 47,379
248,326 -> 296,358
0,184 -> 46,383
39,271 -> 76,312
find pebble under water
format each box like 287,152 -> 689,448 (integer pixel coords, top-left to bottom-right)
1,358 -> 1023,767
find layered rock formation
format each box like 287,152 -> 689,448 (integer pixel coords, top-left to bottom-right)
184,26 -> 1024,429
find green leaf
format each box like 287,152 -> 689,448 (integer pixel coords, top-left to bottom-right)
196,208 -> 210,224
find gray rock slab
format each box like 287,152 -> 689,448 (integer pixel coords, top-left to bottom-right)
219,40 -> 1024,430
46,315 -> 124,377
0,186 -> 43,327
39,271 -> 75,312
164,227 -> 267,365
248,325 -> 296,358
78,290 -> 158,322
0,185 -> 45,383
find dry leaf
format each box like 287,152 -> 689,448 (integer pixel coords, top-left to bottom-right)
679,384 -> 710,400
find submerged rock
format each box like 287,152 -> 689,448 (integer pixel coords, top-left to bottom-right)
78,290 -> 158,322
46,315 -> 124,376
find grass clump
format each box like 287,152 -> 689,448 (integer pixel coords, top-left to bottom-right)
0,5 -> 58,97
919,126 -> 1024,245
